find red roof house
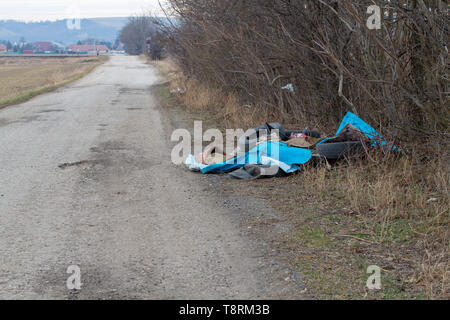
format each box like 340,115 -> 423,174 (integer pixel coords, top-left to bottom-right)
68,45 -> 110,54
0,44 -> 7,52
35,42 -> 53,52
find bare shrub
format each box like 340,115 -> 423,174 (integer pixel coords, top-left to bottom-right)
120,15 -> 164,58
158,0 -> 448,152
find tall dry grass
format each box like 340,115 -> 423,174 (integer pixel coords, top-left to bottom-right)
300,150 -> 449,298
168,72 -> 300,130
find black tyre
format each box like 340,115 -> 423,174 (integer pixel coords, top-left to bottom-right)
316,141 -> 364,160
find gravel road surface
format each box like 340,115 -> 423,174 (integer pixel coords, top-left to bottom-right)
0,56 -> 303,299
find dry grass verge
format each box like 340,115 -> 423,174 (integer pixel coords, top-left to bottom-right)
293,154 -> 449,299
152,59 -> 449,299
150,58 -> 281,130
0,56 -> 108,108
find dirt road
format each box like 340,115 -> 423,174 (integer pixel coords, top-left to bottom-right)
0,56 -> 302,299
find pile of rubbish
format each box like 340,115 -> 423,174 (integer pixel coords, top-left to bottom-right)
185,112 -> 393,180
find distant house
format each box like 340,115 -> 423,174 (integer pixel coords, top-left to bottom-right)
23,50 -> 34,54
0,44 -> 7,52
68,45 -> 110,55
35,42 -> 53,52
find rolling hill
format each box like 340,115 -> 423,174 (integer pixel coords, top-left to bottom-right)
0,17 -> 130,45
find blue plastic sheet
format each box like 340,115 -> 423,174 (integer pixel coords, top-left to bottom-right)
337,112 -> 386,145
200,141 -> 312,174
318,112 -> 393,148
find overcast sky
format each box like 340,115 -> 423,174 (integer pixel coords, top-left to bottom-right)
0,0 -> 165,21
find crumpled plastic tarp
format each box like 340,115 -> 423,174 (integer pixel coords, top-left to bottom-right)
318,112 -> 394,149
337,112 -> 385,145
185,141 -> 312,174
185,112 -> 394,176
227,155 -> 301,180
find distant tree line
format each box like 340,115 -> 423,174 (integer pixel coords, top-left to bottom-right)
119,15 -> 164,59
0,40 -> 13,50
1,38 -> 36,52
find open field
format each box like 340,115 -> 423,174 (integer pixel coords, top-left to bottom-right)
0,56 -> 108,108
